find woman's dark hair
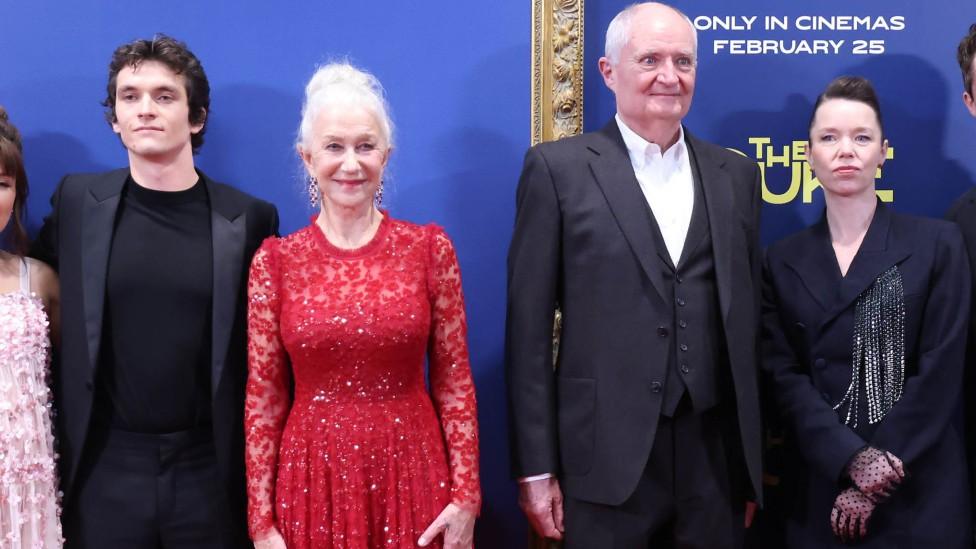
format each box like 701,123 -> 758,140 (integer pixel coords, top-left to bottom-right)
0,106 -> 29,254
808,76 -> 884,138
103,34 -> 210,153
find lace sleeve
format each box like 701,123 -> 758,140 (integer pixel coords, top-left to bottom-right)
244,239 -> 292,539
425,226 -> 481,513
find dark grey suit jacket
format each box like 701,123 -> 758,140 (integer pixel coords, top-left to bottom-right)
506,121 -> 763,506
31,168 -> 278,544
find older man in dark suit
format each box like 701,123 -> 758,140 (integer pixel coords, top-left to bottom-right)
506,3 -> 763,547
32,35 -> 278,548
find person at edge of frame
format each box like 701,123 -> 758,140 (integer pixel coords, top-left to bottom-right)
946,21 -> 976,549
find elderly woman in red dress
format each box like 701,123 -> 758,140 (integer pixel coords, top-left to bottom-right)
245,63 -> 480,549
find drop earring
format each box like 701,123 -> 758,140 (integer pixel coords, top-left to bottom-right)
308,175 -> 321,208
374,180 -> 384,208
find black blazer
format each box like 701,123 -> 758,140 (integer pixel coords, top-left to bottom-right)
762,203 -> 971,546
946,189 -> 976,545
31,168 -> 279,542
506,121 -> 763,506
947,187 -> 976,373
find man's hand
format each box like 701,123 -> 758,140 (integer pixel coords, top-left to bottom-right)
518,477 -> 564,540
744,501 -> 757,528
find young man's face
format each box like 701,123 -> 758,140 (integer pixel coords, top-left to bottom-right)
964,59 -> 976,118
111,60 -> 203,161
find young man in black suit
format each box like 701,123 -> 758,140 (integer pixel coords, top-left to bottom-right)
507,3 -> 762,547
947,22 -> 976,549
949,26 -> 976,247
32,35 -> 278,548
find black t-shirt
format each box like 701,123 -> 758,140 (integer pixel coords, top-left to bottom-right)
98,176 -> 213,433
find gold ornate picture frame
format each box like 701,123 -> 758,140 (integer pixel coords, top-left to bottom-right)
531,0 -> 586,145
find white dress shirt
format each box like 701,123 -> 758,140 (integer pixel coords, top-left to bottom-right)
615,114 -> 695,265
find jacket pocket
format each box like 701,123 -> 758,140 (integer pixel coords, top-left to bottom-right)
557,376 -> 596,475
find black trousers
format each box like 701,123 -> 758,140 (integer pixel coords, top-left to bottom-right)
564,403 -> 747,549
63,425 -> 229,549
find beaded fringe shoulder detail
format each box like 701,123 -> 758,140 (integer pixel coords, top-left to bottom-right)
833,265 -> 906,428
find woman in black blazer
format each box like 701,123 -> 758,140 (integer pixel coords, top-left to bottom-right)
762,76 -> 972,547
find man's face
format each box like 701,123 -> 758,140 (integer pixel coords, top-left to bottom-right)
964,59 -> 976,118
599,5 -> 697,130
112,60 -> 202,161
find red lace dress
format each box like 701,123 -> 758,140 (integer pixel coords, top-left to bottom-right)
245,214 -> 480,549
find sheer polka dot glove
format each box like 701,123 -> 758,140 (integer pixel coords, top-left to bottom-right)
831,487 -> 875,542
846,446 -> 906,503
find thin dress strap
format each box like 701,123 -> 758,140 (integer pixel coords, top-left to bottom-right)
19,256 -> 31,294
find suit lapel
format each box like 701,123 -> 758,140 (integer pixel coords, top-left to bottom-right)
823,202 -> 910,324
687,132 -> 734,321
676,154 -> 709,268
82,170 -> 127,372
781,202 -> 911,328
206,177 -> 246,398
781,218 -> 839,312
588,122 -> 668,302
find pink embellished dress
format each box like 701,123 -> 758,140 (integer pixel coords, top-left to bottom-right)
245,215 -> 480,549
0,258 -> 62,548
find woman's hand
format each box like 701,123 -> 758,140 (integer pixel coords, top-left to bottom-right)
253,527 -> 287,549
847,447 -> 905,502
831,487 -> 875,542
418,503 -> 476,549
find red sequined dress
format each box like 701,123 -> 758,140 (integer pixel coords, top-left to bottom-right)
245,214 -> 480,549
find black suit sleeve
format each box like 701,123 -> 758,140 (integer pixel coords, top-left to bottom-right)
944,194 -> 976,507
748,164 -> 763,329
506,145 -> 562,478
761,251 -> 865,482
30,175 -> 68,271
870,224 -> 971,465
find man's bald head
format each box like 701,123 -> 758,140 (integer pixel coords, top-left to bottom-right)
604,2 -> 698,66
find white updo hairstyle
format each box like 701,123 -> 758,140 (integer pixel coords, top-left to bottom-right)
297,61 -> 395,150
604,2 -> 698,65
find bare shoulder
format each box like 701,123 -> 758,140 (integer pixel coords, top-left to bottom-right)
25,257 -> 59,301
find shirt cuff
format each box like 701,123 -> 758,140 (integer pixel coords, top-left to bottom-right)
518,473 -> 554,483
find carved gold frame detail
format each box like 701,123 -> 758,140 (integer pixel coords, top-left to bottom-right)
531,0 -> 585,145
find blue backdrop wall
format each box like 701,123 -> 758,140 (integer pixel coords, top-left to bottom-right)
4,1 -> 976,547
1,2 -> 529,545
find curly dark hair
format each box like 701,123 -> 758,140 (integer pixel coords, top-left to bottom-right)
103,34 -> 210,153
0,106 -> 29,255
809,75 -> 884,138
958,23 -> 976,96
